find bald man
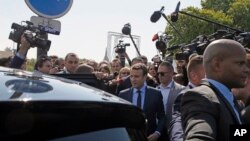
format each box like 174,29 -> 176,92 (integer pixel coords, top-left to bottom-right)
180,39 -> 249,141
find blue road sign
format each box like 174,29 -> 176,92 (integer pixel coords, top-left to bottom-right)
25,0 -> 73,19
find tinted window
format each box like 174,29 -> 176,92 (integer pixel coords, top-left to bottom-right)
50,127 -> 146,141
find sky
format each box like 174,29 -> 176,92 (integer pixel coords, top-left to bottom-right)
0,0 -> 201,62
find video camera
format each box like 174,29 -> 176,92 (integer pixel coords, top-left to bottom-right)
173,29 -> 250,61
9,21 -> 51,51
115,40 -> 130,54
152,32 -> 173,54
174,35 -> 208,61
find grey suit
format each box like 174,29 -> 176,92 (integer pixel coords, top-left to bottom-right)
165,82 -> 185,128
158,82 -> 185,129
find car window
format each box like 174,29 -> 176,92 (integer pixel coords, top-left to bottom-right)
50,127 -> 146,141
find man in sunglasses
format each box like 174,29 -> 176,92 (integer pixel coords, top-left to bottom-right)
157,61 -> 185,141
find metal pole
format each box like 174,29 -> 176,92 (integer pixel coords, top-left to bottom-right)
129,34 -> 141,56
179,11 -> 243,33
162,13 -> 184,40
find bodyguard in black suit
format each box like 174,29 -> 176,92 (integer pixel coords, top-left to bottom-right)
119,63 -> 166,141
180,39 -> 249,141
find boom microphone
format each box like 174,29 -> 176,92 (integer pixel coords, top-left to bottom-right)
122,23 -> 131,35
150,6 -> 164,23
171,1 -> 181,22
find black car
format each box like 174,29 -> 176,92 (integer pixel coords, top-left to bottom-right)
0,67 -> 147,141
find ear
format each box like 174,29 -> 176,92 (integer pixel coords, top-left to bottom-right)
211,57 -> 223,72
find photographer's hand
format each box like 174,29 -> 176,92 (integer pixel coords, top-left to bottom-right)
9,35 -> 31,69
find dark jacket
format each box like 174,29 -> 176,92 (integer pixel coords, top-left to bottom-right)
181,80 -> 241,141
119,86 -> 166,137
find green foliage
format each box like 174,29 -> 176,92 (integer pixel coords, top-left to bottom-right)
26,58 -> 36,71
227,0 -> 250,31
201,0 -> 235,12
166,7 -> 232,46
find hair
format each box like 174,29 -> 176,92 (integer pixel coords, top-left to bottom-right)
187,55 -> 203,80
34,56 -> 51,70
98,60 -> 110,68
131,57 -> 143,64
65,53 -> 78,61
49,55 -> 58,60
99,64 -> 111,74
159,61 -> 174,71
131,63 -> 148,76
188,53 -> 199,61
111,58 -> 121,64
140,55 -> 147,60
54,58 -> 64,66
187,55 -> 203,73
75,64 -> 94,74
118,67 -> 130,77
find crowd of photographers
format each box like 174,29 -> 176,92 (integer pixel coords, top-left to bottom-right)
1,35 -> 250,141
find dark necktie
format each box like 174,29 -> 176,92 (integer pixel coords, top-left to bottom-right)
137,90 -> 141,108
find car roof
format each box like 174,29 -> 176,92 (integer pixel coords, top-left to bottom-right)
0,66 -> 129,104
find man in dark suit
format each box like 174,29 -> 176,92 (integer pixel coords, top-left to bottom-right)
116,57 -> 157,94
119,63 -> 166,141
180,39 -> 249,141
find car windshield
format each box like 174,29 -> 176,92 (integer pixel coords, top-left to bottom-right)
50,127 -> 146,141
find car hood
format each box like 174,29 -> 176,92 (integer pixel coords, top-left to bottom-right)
0,67 -> 130,104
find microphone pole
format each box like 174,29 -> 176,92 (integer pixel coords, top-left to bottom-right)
128,34 -> 141,56
122,23 -> 141,56
178,11 -> 243,33
161,13 -> 184,39
171,1 -> 243,33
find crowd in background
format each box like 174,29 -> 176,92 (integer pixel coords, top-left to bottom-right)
1,36 -> 250,141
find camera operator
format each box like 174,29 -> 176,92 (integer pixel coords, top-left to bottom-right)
9,35 -> 31,69
115,40 -> 132,67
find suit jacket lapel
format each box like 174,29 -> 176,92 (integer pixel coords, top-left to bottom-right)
201,80 -> 241,124
166,87 -> 173,113
167,82 -> 176,111
143,86 -> 149,111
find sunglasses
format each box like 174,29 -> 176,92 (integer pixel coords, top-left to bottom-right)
157,72 -> 168,76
